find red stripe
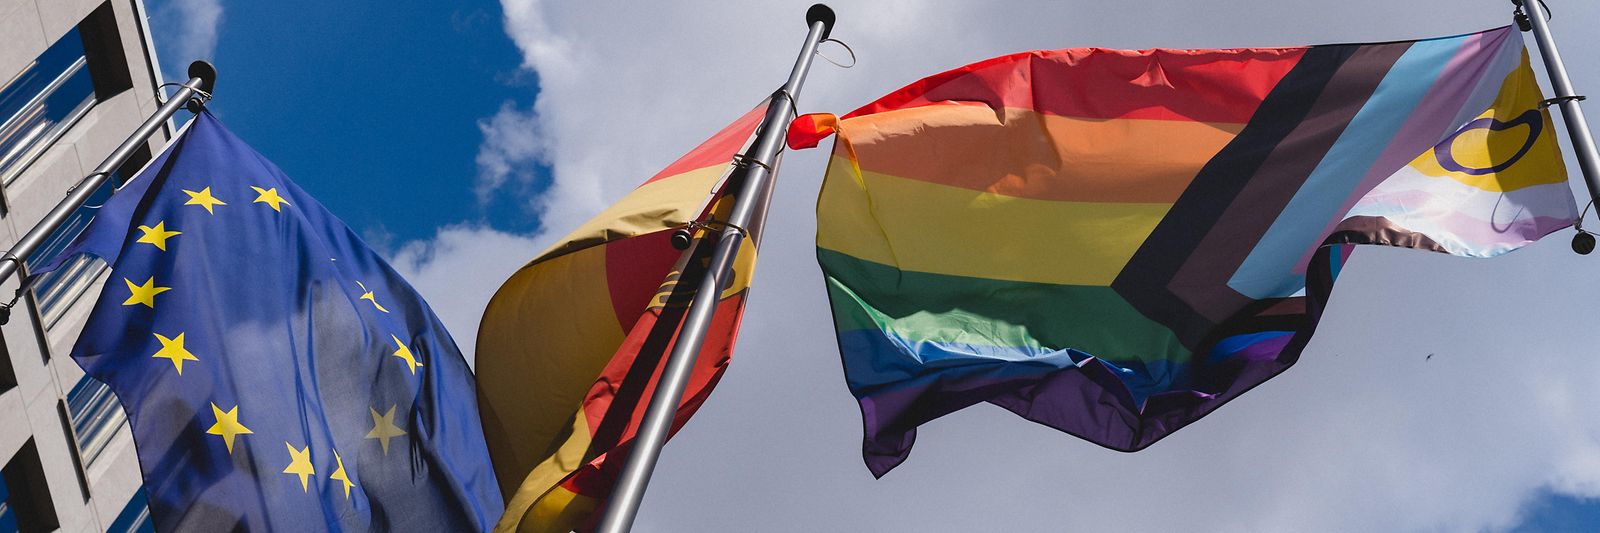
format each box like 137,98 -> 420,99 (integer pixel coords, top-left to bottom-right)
644,102 -> 769,185
845,46 -> 1306,124
603,230 -> 682,331
566,293 -> 747,500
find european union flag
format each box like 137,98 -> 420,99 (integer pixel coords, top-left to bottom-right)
37,112 -> 503,531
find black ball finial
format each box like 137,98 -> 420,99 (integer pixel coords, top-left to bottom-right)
671,228 -> 694,250
1573,231 -> 1595,255
188,60 -> 217,93
807,4 -> 836,40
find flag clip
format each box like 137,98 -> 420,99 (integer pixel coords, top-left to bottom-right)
670,219 -> 749,250
0,252 -> 25,325
732,153 -> 773,173
1511,0 -> 1552,32
1540,95 -> 1586,109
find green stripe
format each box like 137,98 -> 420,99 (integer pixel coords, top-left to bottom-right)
818,247 -> 1192,364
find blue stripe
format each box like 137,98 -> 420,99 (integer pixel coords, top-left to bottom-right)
1209,331 -> 1296,363
836,329 -> 1185,407
1227,35 -> 1470,299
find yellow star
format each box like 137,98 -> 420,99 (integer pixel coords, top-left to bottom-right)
135,221 -> 181,251
122,277 -> 171,308
182,187 -> 227,214
282,442 -> 315,492
251,186 -> 290,212
389,335 -> 423,375
151,332 -> 199,375
365,405 -> 408,455
356,281 -> 389,313
329,449 -> 355,499
205,403 -> 253,454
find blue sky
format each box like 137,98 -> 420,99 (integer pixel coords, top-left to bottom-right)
140,1 -> 1600,531
154,0 -> 544,244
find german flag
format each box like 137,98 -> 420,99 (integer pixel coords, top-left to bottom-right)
476,102 -> 768,532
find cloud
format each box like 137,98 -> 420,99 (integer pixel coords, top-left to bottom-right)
383,224 -> 548,364
149,0 -> 224,79
444,0 -> 1600,531
474,102 -> 547,206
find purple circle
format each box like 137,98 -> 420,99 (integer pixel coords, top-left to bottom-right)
1433,109 -> 1542,176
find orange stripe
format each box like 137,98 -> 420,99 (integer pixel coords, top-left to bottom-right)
841,105 -> 1241,203
476,243 -> 625,498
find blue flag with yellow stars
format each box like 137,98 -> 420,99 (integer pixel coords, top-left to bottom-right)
36,112 -> 503,531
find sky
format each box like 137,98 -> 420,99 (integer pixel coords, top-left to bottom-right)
142,0 -> 1600,531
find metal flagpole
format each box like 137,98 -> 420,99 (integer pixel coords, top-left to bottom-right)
594,5 -> 836,532
0,61 -> 217,291
1513,0 -> 1600,251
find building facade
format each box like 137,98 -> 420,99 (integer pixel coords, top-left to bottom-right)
0,0 -> 171,531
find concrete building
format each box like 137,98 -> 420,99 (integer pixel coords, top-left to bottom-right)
0,0 -> 171,531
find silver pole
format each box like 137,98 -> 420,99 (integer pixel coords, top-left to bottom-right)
1518,0 -> 1600,206
0,60 -> 216,287
594,5 -> 835,532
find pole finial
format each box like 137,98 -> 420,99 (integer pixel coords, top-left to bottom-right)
188,60 -> 217,94
807,4 -> 836,40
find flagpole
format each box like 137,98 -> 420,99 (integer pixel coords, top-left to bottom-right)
594,5 -> 835,532
0,61 -> 216,289
1515,1 -> 1600,211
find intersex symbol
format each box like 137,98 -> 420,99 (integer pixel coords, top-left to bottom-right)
1433,109 -> 1542,176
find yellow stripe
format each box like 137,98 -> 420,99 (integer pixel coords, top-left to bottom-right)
817,155 -> 1171,286
476,243 -> 623,497
533,165 -> 726,263
494,412 -> 599,533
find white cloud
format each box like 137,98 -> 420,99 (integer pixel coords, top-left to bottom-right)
430,0 -> 1600,530
474,102 -> 547,206
384,224 -> 549,364
150,0 -> 223,79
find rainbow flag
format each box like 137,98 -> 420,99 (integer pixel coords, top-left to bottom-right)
809,26 -> 1575,476
476,103 -> 768,531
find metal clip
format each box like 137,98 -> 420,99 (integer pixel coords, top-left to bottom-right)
670,219 -> 750,250
731,153 -> 773,173
1540,95 -> 1587,109
0,252 -> 25,325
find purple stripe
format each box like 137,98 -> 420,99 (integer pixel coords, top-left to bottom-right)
853,332 -> 1297,477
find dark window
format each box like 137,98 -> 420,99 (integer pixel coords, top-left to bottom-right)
0,439 -> 58,532
0,327 -> 14,393
0,466 -> 16,533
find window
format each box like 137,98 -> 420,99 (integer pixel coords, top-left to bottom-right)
23,171 -> 120,325
106,488 -> 152,533
0,439 -> 57,532
65,375 -> 125,467
0,27 -> 97,187
0,470 -> 16,533
5,4 -> 151,326
0,328 -> 14,394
